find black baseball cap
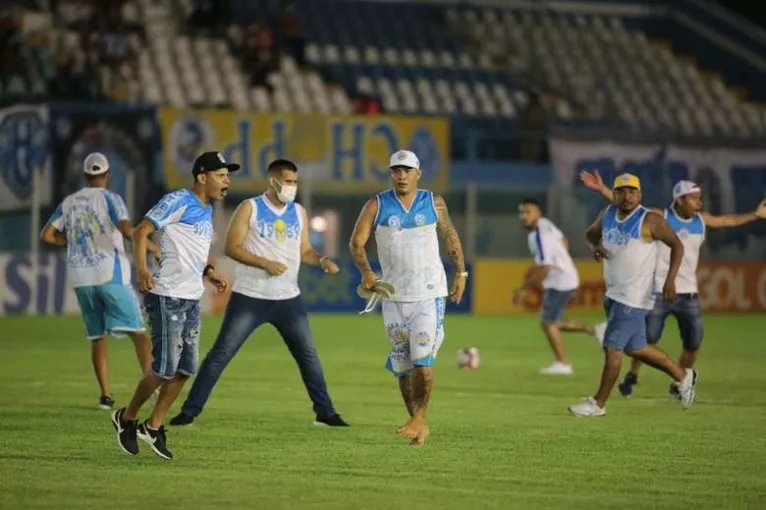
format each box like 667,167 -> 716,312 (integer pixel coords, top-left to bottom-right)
192,151 -> 241,175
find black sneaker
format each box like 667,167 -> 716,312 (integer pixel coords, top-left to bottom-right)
110,408 -> 139,455
618,372 -> 638,398
668,383 -> 681,400
99,395 -> 115,410
137,421 -> 173,460
314,414 -> 350,427
169,412 -> 195,427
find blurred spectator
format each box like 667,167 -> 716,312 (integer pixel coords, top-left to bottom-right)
53,0 -> 95,32
276,0 -> 305,68
188,0 -> 227,34
354,94 -> 382,115
231,20 -> 279,89
49,30 -> 96,99
0,11 -> 32,96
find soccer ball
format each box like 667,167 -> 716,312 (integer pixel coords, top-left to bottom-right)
456,347 -> 480,370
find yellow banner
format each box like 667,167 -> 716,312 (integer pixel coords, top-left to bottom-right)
474,259 -> 606,315
159,108 -> 450,193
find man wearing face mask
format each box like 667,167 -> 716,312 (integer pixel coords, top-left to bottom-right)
170,159 -> 349,427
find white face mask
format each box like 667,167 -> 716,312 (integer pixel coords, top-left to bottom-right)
272,179 -> 297,203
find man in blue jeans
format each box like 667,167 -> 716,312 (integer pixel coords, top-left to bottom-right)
170,159 -> 348,427
111,151 -> 234,460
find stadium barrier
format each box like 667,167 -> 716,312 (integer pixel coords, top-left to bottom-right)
472,259 -> 766,314
0,252 -> 472,315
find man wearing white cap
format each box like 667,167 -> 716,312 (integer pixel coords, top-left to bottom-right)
349,149 -> 466,445
580,171 -> 766,398
41,152 -> 157,409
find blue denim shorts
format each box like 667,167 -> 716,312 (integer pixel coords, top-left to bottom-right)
646,293 -> 703,351
540,289 -> 575,323
144,293 -> 201,379
602,297 -> 649,352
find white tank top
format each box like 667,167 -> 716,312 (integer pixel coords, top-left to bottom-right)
601,205 -> 657,310
232,195 -> 303,301
654,208 -> 705,294
373,189 -> 448,302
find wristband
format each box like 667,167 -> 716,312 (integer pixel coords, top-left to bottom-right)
457,271 -> 469,278
203,264 -> 215,277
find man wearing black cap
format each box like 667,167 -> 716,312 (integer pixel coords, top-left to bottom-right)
110,151 -> 235,460
169,158 -> 349,428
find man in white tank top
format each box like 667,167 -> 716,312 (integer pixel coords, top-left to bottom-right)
569,173 -> 698,417
515,198 -> 606,375
581,171 -> 766,398
41,152 -> 155,411
169,159 -> 349,429
349,150 -> 467,446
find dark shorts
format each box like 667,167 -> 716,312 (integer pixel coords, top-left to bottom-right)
541,289 -> 576,323
646,293 -> 703,351
602,297 -> 648,352
144,293 -> 201,379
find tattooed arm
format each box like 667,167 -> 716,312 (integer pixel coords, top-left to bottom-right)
434,194 -> 467,303
434,194 -> 466,272
349,198 -> 379,289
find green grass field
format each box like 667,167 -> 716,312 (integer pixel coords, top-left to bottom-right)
1,313 -> 765,510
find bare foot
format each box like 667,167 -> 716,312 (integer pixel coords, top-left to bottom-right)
396,416 -> 424,440
410,424 -> 430,447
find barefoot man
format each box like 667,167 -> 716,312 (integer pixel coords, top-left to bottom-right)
349,150 -> 467,446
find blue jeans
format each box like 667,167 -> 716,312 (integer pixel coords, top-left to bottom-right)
646,293 -> 704,351
181,292 -> 336,418
144,293 -> 201,379
602,297 -> 649,352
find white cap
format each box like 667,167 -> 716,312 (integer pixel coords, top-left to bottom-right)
83,152 -> 109,175
388,149 -> 420,169
672,180 -> 701,200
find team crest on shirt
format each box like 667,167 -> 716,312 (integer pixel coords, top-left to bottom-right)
603,227 -> 629,247
193,219 -> 213,240
387,215 -> 401,228
274,219 -> 287,242
414,213 -> 425,226
677,228 -> 690,241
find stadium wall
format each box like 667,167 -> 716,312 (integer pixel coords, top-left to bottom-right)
2,252 -> 765,316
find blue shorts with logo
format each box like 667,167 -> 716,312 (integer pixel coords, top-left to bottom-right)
602,297 -> 649,352
74,283 -> 145,340
541,288 -> 576,323
646,293 -> 703,351
144,293 -> 201,380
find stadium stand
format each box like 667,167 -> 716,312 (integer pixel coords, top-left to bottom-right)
2,0 -> 765,152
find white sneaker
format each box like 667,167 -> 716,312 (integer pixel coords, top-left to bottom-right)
676,368 -> 698,409
568,397 -> 606,417
593,322 -> 607,347
540,362 -> 573,375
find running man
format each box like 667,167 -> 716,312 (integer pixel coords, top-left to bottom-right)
41,152 -> 154,409
580,170 -> 766,397
515,198 -> 606,375
110,151 -> 232,460
349,149 -> 467,445
568,173 -> 698,417
169,159 -> 348,428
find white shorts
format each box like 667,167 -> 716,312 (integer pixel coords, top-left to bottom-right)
381,297 -> 446,377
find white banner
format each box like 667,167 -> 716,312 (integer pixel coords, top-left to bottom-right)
548,137 -> 766,258
0,104 -> 52,212
0,252 -> 221,316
